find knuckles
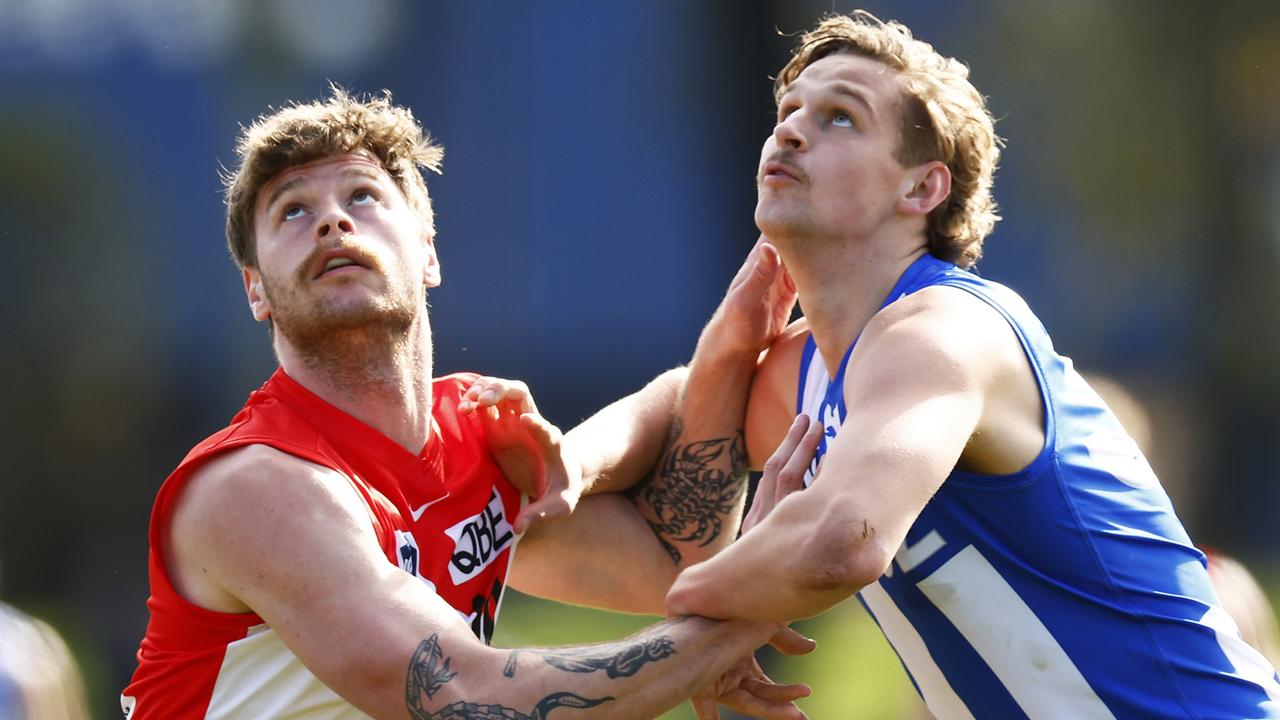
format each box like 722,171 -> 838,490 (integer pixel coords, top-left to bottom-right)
761,456 -> 786,477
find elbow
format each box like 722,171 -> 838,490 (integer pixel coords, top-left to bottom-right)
795,548 -> 884,598
796,509 -> 893,595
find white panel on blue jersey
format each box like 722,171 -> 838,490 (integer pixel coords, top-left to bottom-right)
889,529 -> 946,576
917,545 -> 1115,720
861,582 -> 975,720
798,346 -> 836,489
1203,605 -> 1280,704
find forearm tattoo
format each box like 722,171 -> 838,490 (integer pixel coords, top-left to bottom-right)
407,634 -> 457,701
407,635 -> 613,720
538,624 -> 678,678
631,418 -> 749,563
503,620 -> 683,682
409,692 -> 613,720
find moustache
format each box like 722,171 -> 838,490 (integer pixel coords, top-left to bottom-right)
760,151 -> 806,184
293,241 -> 382,286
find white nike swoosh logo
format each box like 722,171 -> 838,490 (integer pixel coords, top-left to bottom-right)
410,496 -> 447,522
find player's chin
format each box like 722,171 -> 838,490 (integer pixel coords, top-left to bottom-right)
754,205 -> 805,239
326,278 -> 408,306
312,295 -> 415,329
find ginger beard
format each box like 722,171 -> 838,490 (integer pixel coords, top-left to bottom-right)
259,237 -> 425,364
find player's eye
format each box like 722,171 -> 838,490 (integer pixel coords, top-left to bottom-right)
832,111 -> 854,128
351,189 -> 377,205
282,205 -> 306,221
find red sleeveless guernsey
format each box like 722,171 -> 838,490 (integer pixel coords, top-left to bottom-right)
122,369 -> 521,719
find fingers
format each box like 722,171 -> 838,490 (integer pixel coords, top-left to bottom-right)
744,416 -> 820,535
692,697 -> 721,720
770,418 -> 822,505
772,263 -> 799,325
697,647 -> 809,720
712,656 -> 809,720
509,413 -> 576,534
512,414 -> 567,533
519,412 -> 563,452
738,677 -> 812,704
717,688 -> 808,720
458,377 -> 536,415
764,415 -> 811,473
768,626 -> 817,656
514,491 -> 572,534
726,236 -> 770,290
729,240 -> 782,301
757,415 -> 810,499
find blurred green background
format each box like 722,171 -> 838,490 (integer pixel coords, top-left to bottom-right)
2,0 -> 1279,716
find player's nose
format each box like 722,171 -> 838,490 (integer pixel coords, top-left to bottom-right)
315,203 -> 356,241
773,111 -> 808,151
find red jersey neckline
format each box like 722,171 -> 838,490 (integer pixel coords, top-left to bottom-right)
264,367 -> 448,503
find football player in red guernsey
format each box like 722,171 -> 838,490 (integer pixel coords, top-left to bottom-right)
122,88 -> 813,720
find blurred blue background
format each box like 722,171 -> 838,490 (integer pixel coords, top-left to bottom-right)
2,0 -> 1278,716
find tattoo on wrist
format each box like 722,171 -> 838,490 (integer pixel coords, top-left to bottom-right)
539,624 -> 678,679
407,636 -> 613,719
409,692 -> 613,720
631,418 -> 749,563
504,650 -> 520,678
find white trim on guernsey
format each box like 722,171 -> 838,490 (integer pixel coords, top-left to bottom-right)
861,582 -> 976,720
917,545 -> 1115,720
1202,605 -> 1280,705
205,624 -> 371,719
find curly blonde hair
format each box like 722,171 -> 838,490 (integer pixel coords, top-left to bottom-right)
223,86 -> 443,269
775,12 -> 1001,268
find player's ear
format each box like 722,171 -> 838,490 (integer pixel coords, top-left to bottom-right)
423,233 -> 441,288
896,161 -> 951,217
243,267 -> 271,322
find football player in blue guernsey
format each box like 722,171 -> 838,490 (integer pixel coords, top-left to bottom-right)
666,11 -> 1280,719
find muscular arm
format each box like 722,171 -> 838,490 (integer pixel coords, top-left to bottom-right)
512,242 -> 796,613
569,239 -> 795,502
556,341 -> 755,566
621,243 -> 795,566
509,492 -> 680,614
668,291 -> 1005,622
624,343 -> 756,566
170,445 -> 782,720
511,348 -> 754,612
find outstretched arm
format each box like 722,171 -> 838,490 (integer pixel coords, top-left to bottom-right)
169,445 -> 804,720
604,239 -> 797,565
468,239 -> 796,594
667,293 -> 995,622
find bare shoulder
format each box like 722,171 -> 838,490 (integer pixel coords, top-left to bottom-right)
168,444 -> 375,612
177,444 -> 368,529
860,284 -> 1021,378
746,318 -> 811,469
865,285 -> 1044,474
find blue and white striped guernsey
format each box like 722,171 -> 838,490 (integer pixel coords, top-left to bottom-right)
796,253 -> 1280,719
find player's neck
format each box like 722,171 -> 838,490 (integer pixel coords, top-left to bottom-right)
778,230 -> 927,377
275,316 -> 435,454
